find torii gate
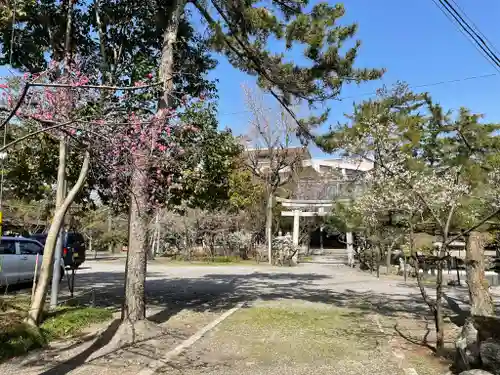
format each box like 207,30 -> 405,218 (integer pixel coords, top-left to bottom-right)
276,197 -> 354,262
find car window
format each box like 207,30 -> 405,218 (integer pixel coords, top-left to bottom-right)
31,235 -> 47,245
0,240 -> 16,255
67,233 -> 84,246
19,241 -> 43,255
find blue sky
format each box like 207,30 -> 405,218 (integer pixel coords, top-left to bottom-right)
2,0 -> 499,158
209,0 -> 500,157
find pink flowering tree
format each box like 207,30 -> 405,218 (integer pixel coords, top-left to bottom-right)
1,61 -> 239,327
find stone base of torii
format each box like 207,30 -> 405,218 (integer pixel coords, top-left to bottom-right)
276,197 -> 354,264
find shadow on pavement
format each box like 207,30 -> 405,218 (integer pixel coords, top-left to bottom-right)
14,265 -> 481,373
71,269 -> 438,323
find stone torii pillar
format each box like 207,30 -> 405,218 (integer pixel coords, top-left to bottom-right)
292,209 -> 300,247
346,231 -> 354,267
292,210 -> 300,263
277,198 -> 333,263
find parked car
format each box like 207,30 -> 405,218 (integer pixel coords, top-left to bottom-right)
30,232 -> 86,269
0,236 -> 65,287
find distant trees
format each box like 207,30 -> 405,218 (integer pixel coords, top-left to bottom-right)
242,84 -> 305,264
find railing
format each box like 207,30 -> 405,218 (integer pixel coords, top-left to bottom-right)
294,179 -> 367,201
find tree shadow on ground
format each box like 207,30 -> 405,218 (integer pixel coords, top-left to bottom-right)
66,268 -> 470,323
62,269 -> 441,327
15,266 -> 482,374
195,272 -> 433,319
37,319 -> 122,375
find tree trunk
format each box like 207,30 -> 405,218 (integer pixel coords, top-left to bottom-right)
49,135 -> 67,309
26,151 -> 90,326
159,0 -> 185,109
411,221 -> 437,312
120,0 -> 185,323
266,191 -> 273,264
435,257 -> 445,353
122,152 -> 149,322
466,232 -> 494,316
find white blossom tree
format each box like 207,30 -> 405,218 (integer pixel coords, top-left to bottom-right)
318,83 -> 500,354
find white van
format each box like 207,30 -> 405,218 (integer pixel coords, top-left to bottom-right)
0,236 -> 65,287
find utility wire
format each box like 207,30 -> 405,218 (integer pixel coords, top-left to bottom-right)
442,0 -> 500,64
448,0 -> 500,57
217,72 -> 498,117
440,0 -> 500,67
430,0 -> 500,71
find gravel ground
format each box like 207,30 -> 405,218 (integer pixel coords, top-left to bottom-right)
155,299 -> 404,375
2,257 -> 496,375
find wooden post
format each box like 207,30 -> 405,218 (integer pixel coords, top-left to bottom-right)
91,235 -> 96,259
107,214 -> 113,253
320,226 -> 324,252
403,255 -> 407,283
31,253 -> 40,303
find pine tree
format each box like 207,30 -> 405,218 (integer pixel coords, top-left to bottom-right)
3,0 -> 383,334
121,0 -> 383,326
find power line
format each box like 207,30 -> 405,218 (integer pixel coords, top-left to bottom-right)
430,0 -> 500,71
221,1 -> 500,118
441,0 -> 500,67
339,72 -> 498,101
217,72 -> 498,117
448,0 -> 500,57
438,0 -> 500,68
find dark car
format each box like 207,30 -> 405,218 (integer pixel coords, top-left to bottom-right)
30,232 -> 86,269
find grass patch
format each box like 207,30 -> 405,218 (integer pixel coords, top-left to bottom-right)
0,295 -> 31,313
0,304 -> 112,362
209,255 -> 242,263
216,304 -> 383,363
405,350 -> 452,375
0,322 -> 46,362
157,257 -> 266,266
227,305 -> 372,334
41,306 -> 113,340
300,256 -> 313,262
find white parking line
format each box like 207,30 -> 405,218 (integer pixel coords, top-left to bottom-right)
137,301 -> 245,375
